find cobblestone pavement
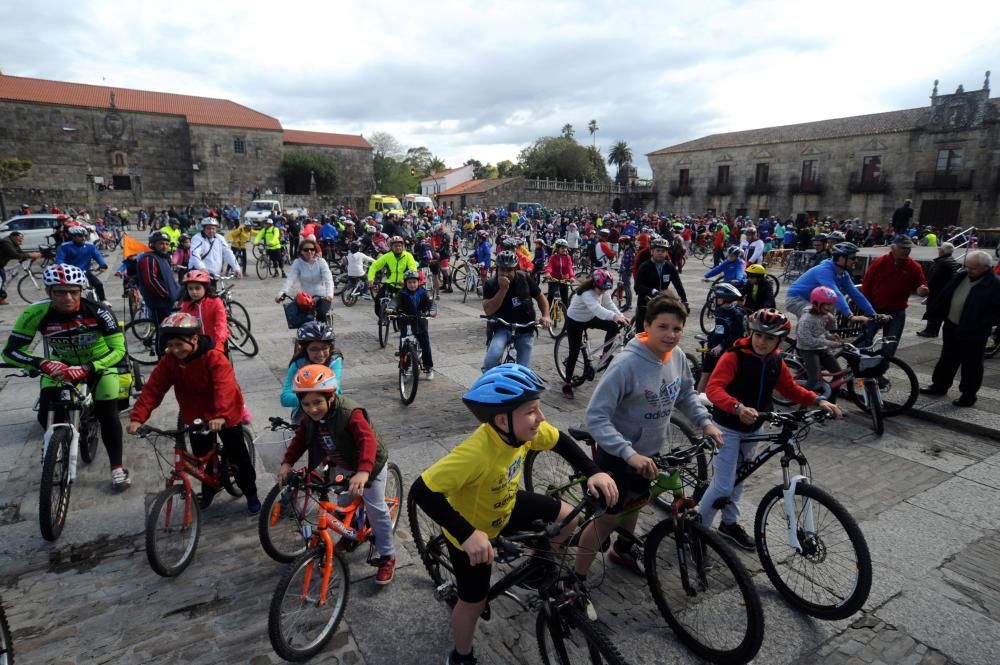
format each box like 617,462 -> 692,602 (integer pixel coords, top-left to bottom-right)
0,256 -> 998,664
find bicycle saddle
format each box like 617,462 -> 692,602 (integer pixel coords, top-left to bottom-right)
568,427 -> 593,442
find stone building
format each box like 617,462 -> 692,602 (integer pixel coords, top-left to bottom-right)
0,73 -> 373,213
647,73 -> 999,230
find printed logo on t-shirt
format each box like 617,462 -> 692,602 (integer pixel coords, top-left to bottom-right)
506,455 -> 523,483
643,377 -> 681,420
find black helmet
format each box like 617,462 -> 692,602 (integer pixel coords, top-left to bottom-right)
296,321 -> 335,343
149,231 -> 170,243
813,233 -> 829,242
496,251 -> 518,268
831,242 -> 859,257
713,282 -> 744,302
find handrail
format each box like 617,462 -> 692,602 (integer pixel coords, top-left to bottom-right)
944,226 -> 977,256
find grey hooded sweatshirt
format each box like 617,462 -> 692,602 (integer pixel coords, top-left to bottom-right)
586,335 -> 711,460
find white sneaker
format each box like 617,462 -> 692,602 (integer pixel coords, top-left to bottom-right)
111,467 -> 131,491
424,370 -> 434,381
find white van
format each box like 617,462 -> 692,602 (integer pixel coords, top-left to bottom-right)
402,194 -> 435,215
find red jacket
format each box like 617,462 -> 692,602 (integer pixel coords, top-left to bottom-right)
546,253 -> 575,280
861,254 -> 927,310
130,337 -> 245,428
179,296 -> 228,347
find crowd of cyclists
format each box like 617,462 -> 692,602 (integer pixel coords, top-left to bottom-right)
1,198 -> 970,664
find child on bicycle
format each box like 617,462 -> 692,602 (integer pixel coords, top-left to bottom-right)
276,364 -> 397,584
573,295 -> 724,577
796,286 -> 843,393
742,263 -> 776,310
280,321 -> 343,422
545,238 -> 575,305
385,269 -> 437,381
126,312 -> 259,513
177,269 -> 228,351
346,241 -> 375,293
698,308 -> 841,550
696,282 -> 746,392
409,363 -> 618,665
560,268 -> 629,400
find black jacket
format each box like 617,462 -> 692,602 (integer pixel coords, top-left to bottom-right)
926,270 -> 1000,340
925,255 -> 960,295
635,259 -> 687,304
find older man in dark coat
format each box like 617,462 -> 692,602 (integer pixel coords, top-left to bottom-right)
917,242 -> 960,338
921,250 -> 1000,407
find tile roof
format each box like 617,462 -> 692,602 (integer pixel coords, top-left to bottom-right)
438,178 -> 516,197
283,129 -> 372,150
0,73 -> 281,131
421,165 -> 468,182
649,105 -> 945,156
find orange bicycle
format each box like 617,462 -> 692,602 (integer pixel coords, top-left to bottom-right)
135,419 -> 256,577
267,466 -> 402,662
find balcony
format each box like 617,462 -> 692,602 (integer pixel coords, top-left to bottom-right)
789,177 -> 824,195
847,173 -> 890,193
669,180 -> 693,197
914,169 -> 975,191
707,180 -> 733,196
745,178 -> 774,196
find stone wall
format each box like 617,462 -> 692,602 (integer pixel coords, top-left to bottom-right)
189,125 -> 284,199
437,177 -> 653,212
280,143 -> 374,201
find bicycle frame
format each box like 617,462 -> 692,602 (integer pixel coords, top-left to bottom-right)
43,381 -> 90,483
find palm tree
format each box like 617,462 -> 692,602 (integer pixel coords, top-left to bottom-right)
561,123 -> 575,140
607,140 -> 633,176
588,119 -> 599,147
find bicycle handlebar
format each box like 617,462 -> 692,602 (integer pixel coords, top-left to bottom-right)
267,416 -> 295,431
493,492 -> 606,563
756,409 -> 832,428
651,436 -> 716,468
480,315 -> 540,331
135,419 -> 212,438
284,469 -> 355,494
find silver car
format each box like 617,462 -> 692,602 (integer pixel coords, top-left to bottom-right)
0,214 -> 97,248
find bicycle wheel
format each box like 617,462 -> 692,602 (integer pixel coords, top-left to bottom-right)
984,328 -> 1000,359
341,283 -> 359,307
383,462 -> 403,532
145,484 -> 201,577
844,356 -> 918,417
771,357 -> 806,407
553,333 -> 588,387
39,427 -> 73,541
333,273 -> 349,296
462,275 -> 474,304
524,449 -> 588,500
78,405 -> 100,465
227,299 -> 251,331
0,598 -> 12,665
227,319 -> 259,357
397,341 -> 420,404
766,273 -> 780,297
126,287 -> 141,322
863,381 -> 884,435
259,481 -> 317,563
549,299 -> 566,339
268,547 -> 350,662
17,269 -> 46,304
644,518 -> 764,664
537,605 -> 628,665
755,481 -> 872,620
378,312 -> 390,348
255,255 -> 269,280
699,301 -> 715,335
406,489 -> 459,607
452,262 -> 470,292
123,318 -> 160,365
221,427 -> 255,497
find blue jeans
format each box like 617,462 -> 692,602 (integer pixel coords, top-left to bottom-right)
697,423 -> 760,528
336,465 -> 394,558
483,328 -> 534,370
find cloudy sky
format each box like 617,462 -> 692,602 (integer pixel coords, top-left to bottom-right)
2,0 -> 998,176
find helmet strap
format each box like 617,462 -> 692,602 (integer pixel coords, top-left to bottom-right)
489,411 -> 523,448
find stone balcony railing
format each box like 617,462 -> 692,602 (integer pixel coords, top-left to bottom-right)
847,173 -> 890,193
522,177 -> 655,194
913,169 -> 975,191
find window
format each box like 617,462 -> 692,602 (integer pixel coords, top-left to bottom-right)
234,137 -> 246,154
717,165 -> 730,185
935,149 -> 961,174
754,163 -> 769,184
112,175 -> 132,190
678,168 -> 690,186
861,156 -> 881,183
801,160 -> 817,185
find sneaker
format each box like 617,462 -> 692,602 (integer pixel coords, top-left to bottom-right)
199,486 -> 219,510
562,383 -> 575,400
718,522 -> 755,551
424,369 -> 434,381
375,556 -> 396,585
920,385 -> 948,396
608,540 -> 645,576
246,495 -> 262,515
953,394 -> 977,407
445,650 -> 478,665
110,466 -> 131,492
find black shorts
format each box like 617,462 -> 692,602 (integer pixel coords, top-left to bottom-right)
595,448 -> 650,514
445,490 -> 561,603
429,261 -> 440,276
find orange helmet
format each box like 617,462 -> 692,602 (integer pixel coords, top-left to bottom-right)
182,269 -> 212,284
292,364 -> 339,394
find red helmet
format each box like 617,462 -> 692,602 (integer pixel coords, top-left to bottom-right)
182,269 -> 212,284
809,286 -> 838,306
748,308 -> 791,337
295,291 -> 316,313
592,268 -> 614,290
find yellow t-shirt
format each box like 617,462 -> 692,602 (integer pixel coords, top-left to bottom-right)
421,421 -> 559,548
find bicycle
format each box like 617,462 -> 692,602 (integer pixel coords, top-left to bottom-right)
2,362 -> 102,541
0,594 -> 12,665
524,426 -> 764,664
267,466 -> 403,662
554,320 -> 635,387
389,313 -> 431,404
133,419 -> 256,577
215,274 -> 251,331
452,258 -> 489,304
6,246 -> 56,304
986,324 -> 1000,359
407,490 -> 631,665
255,244 -> 286,279
481,315 -> 540,365
545,278 -> 573,339
372,284 -> 400,349
340,276 -> 368,307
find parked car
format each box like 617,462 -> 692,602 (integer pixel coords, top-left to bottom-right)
244,199 -> 283,226
0,213 -> 97,248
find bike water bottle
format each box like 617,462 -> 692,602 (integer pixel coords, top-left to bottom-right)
654,470 -> 682,496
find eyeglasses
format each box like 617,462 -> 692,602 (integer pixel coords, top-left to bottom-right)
50,289 -> 82,298
301,247 -> 317,253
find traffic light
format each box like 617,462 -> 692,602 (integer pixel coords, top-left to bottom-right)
410,168 -> 416,177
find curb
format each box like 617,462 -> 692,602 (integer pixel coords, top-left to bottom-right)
905,407 -> 1000,443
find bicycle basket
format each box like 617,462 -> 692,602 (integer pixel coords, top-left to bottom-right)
842,347 -> 888,378
253,423 -> 295,469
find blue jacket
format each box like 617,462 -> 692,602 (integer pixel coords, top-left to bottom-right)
707,304 -> 746,350
320,223 -> 339,241
704,259 -> 746,283
471,241 -> 492,266
280,355 -> 344,415
787,258 -> 874,317
56,242 -> 107,271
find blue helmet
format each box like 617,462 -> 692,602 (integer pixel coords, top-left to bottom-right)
463,363 -> 546,424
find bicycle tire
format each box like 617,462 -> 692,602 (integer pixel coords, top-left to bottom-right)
655,416 -> 711,510
16,269 -> 46,304
145,484 -> 201,577
0,597 -> 13,665
771,356 -> 806,407
644,518 -> 764,664
268,547 -> 349,662
984,328 -> 1000,359
382,462 -> 403,532
766,273 -> 781,298
865,381 -> 884,436
536,605 -> 629,665
226,299 -> 251,331
39,427 -> 73,541
221,427 -> 256,497
398,341 -> 419,404
462,277 -> 473,303
341,283 -> 359,307
699,301 -> 715,335
553,333 -> 588,387
259,481 -> 316,563
126,287 -> 141,323
451,262 -> 470,292
524,449 -> 588,500
78,404 -> 100,465
252,244 -> 264,259
333,273 -> 349,296
549,299 -> 566,339
755,481 -> 872,620
843,355 -> 918,418
123,318 -> 160,365
378,311 -> 390,348
255,255 -> 269,280
227,319 -> 258,358
406,489 -> 459,607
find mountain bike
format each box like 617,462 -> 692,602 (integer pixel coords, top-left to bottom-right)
373,284 -> 401,349
524,426 -> 764,664
0,594 -> 12,665
545,278 -> 573,338
389,313 -> 430,404
481,316 -> 540,365
267,466 -> 402,662
452,259 -> 489,304
554,320 -> 635,387
256,245 -> 285,279
216,274 -> 251,331
340,276 -> 367,307
408,491 -> 630,665
134,419 -> 256,577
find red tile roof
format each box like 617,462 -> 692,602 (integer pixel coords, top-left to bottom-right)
438,178 -> 516,197
0,73 -> 281,131
421,165 -> 468,182
283,129 -> 372,150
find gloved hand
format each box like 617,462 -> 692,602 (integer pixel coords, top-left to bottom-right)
63,366 -> 90,383
40,360 -> 69,377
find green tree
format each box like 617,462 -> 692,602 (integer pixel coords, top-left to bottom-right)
464,159 -> 493,180
369,131 -> 404,191
588,119 -> 599,147
405,146 -> 435,175
517,136 -> 606,181
561,123 -> 575,140
428,156 -> 447,173
496,159 -> 521,178
586,146 -> 610,182
281,151 -> 339,195
607,140 -> 633,175
0,157 -> 33,220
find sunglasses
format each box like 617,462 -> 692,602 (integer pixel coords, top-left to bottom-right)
301,247 -> 317,253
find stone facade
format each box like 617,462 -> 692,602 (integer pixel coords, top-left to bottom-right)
280,142 -> 374,205
437,176 -> 656,213
648,76 -> 1000,229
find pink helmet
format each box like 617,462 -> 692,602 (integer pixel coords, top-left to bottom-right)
592,268 -> 614,290
809,286 -> 838,306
